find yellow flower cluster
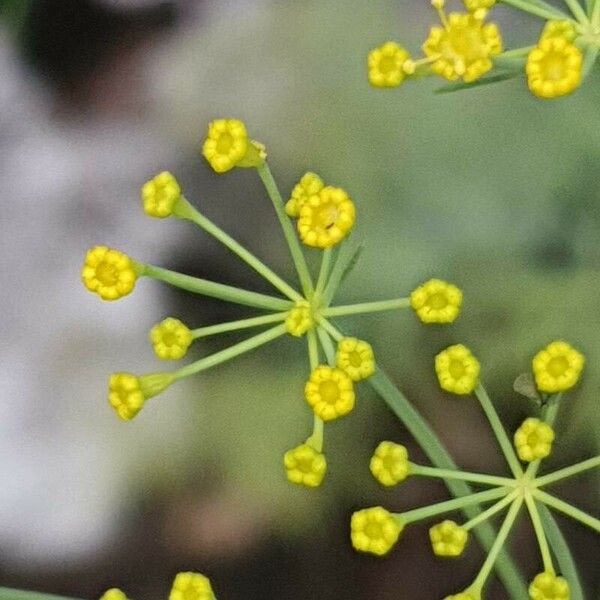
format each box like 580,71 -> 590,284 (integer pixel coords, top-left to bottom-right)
532,340 -> 584,393
284,443 -> 327,487
335,337 -> 375,381
410,278 -> 462,324
142,171 -> 182,218
369,441 -> 410,486
429,520 -> 469,557
81,246 -> 138,301
435,344 -> 480,395
350,506 -> 404,556
367,42 -> 410,88
514,418 -> 555,463
150,317 -> 193,360
529,571 -> 570,600
304,365 -> 355,421
285,302 -> 313,337
285,172 -> 324,217
109,372 -> 174,421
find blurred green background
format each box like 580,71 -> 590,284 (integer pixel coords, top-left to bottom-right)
0,0 -> 598,598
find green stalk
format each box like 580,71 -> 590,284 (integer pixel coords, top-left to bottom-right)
306,328 -> 325,452
463,490 -> 520,531
582,47 -> 599,79
140,263 -> 292,312
534,489 -> 600,533
410,464 -> 517,487
525,494 -> 555,573
0,590 -> 83,600
314,248 -> 333,300
524,394 -> 562,481
321,240 -> 359,307
534,455 -> 600,488
593,0 -> 600,24
499,0 -> 573,20
191,312 -> 288,338
321,298 -> 410,318
563,0 -> 590,22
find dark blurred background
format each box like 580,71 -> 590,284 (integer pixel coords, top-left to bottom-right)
0,0 -> 598,598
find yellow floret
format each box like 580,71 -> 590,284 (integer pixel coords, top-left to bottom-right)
202,119 -> 265,173
99,590 -> 128,600
463,0 -> 495,13
336,337 -> 375,381
285,302 -> 313,337
444,593 -> 480,600
285,172 -> 324,217
304,365 -> 355,421
514,418 -> 555,463
541,21 -> 577,43
429,520 -> 469,557
108,372 -> 174,421
529,571 -> 570,600
435,344 -> 480,395
297,186 -> 356,249
351,506 -> 404,556
423,13 -> 502,82
141,171 -> 182,218
370,441 -> 410,486
526,38 -> 582,99
81,246 -> 138,301
410,279 -> 462,324
150,317 -> 193,360
532,341 -> 585,393
169,572 -> 216,600
368,42 -> 411,88
284,443 -> 327,487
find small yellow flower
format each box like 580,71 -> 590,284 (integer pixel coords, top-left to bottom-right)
444,593 -> 480,600
410,279 -> 462,324
285,302 -> 313,337
202,119 -> 265,173
463,0 -> 495,13
284,443 -> 327,487
141,171 -> 182,218
526,37 -> 582,99
285,172 -> 324,217
150,317 -> 193,360
368,42 -> 411,88
351,506 -> 403,556
514,418 -> 555,463
529,571 -> 570,600
99,590 -> 128,600
429,520 -> 469,557
370,441 -> 410,486
532,341 -> 585,393
108,372 -> 174,421
435,344 -> 480,395
304,365 -> 355,421
297,186 -> 356,249
81,246 -> 138,301
541,20 -> 577,43
336,337 -> 375,381
169,572 -> 216,600
423,13 -> 502,82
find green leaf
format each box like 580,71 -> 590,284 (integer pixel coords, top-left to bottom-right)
435,71 -> 523,95
514,372 -> 542,403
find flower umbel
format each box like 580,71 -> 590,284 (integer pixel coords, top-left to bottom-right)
284,443 -> 327,487
532,340 -> 584,393
351,507 -> 404,556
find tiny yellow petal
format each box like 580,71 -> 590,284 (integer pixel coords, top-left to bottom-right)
284,443 -> 327,487
410,279 -> 462,324
304,365 -> 355,422
532,341 -> 584,393
81,246 -> 138,301
435,344 -> 480,395
351,507 -> 403,556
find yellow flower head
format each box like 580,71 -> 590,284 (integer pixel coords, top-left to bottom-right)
99,590 -> 129,600
336,337 -> 375,381
297,186 -> 356,249
514,418 -> 555,463
351,506 -> 403,556
370,441 -> 410,486
368,42 -> 411,88
423,13 -> 502,83
81,246 -> 138,301
429,520 -> 469,557
304,365 -> 355,422
444,594 -> 480,600
526,37 -> 582,99
529,571 -> 570,600
141,171 -> 181,218
285,302 -> 314,337
541,21 -> 577,43
532,341 -> 585,393
435,344 -> 480,395
108,372 -> 174,421
284,443 -> 327,487
202,119 -> 265,173
169,572 -> 216,600
463,0 -> 495,13
285,172 -> 324,217
150,317 -> 193,360
410,278 -> 462,324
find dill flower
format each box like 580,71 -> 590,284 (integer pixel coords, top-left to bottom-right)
541,21 -> 577,43
304,365 -> 355,421
529,571 -> 570,600
108,372 -> 174,421
444,593 -> 480,600
367,42 -> 411,88
526,37 -> 582,99
99,590 -> 128,600
423,12 -> 502,83
336,337 -> 375,381
297,186 -> 356,249
285,172 -> 324,217
81,246 -> 138,301
169,572 -> 216,600
284,443 -> 327,487
429,520 -> 469,557
141,171 -> 182,218
285,302 -> 313,337
532,341 -> 584,393
514,418 -> 555,463
435,344 -> 480,395
410,278 -> 462,324
350,506 -> 404,556
370,441 -> 410,486
463,0 -> 495,13
150,317 -> 193,360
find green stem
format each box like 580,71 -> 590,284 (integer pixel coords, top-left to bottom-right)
593,0 -> 600,24
499,46 -> 536,59
463,490 -> 520,532
400,487 -> 511,524
257,163 -> 314,296
563,0 -> 590,22
499,0 -> 573,20
582,47 -> 599,79
534,489 -> 600,533
191,312 -> 288,339
141,264 -> 292,312
175,324 -> 287,379
320,239 -> 363,307
534,455 -> 600,488
314,248 -> 333,300
474,384 -> 524,479
321,298 -> 410,318
525,493 -> 555,573
174,197 -> 302,302
0,590 -> 84,600
410,464 -> 517,488
306,328 -> 324,452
